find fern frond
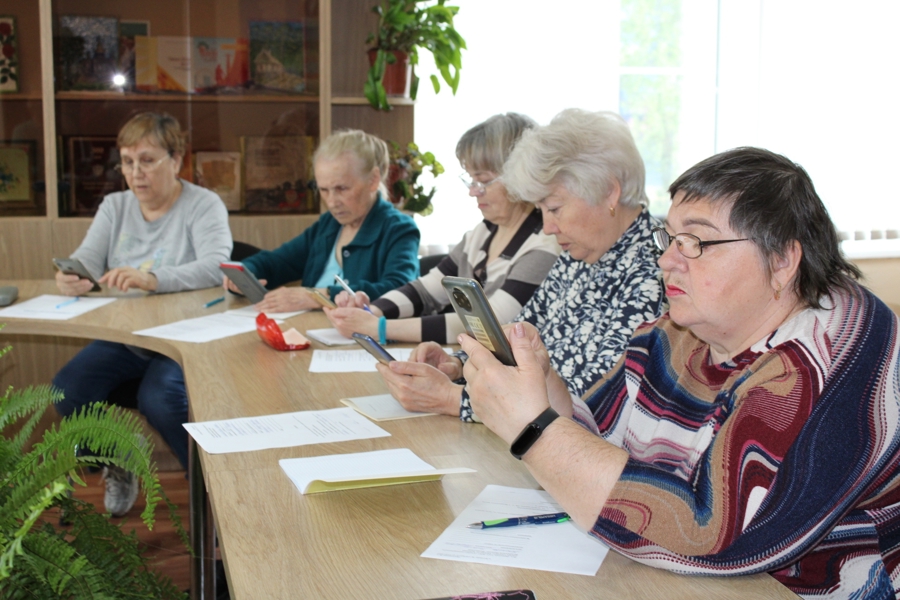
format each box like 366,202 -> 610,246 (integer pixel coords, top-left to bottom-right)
0,383 -> 61,434
0,482 -> 68,579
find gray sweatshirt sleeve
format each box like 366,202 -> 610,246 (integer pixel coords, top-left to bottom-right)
70,199 -> 117,281
152,186 -> 232,293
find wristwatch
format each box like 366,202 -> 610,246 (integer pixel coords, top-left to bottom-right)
510,407 -> 559,460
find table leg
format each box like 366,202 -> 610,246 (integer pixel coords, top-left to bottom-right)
189,439 -> 216,600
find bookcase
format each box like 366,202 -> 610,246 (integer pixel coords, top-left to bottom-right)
0,0 -> 415,280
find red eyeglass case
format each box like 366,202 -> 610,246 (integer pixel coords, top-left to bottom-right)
255,312 -> 310,351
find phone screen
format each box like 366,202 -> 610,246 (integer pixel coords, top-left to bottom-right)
352,333 -> 396,365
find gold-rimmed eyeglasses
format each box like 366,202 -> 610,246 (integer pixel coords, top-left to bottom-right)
459,173 -> 500,196
115,155 -> 171,176
652,227 -> 750,259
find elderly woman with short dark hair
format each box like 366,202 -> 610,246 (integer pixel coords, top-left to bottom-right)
462,147 -> 900,598
377,109 -> 666,419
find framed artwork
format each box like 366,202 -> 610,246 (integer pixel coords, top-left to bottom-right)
0,140 -> 36,208
195,151 -> 242,211
55,16 -> 119,91
65,136 -> 124,216
0,16 -> 18,93
241,135 -> 315,213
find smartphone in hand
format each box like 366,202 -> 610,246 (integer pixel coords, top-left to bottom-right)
220,261 -> 268,304
305,288 -> 337,309
52,258 -> 101,292
441,276 -> 517,366
352,333 -> 396,365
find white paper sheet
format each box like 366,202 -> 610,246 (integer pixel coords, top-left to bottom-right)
0,295 -> 117,320
225,305 -> 308,320
305,328 -> 356,345
308,348 -> 417,372
133,313 -> 258,343
422,485 -> 609,576
279,448 -> 474,494
183,407 -> 390,454
341,393 -> 437,421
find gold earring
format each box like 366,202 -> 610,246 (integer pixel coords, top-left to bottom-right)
774,284 -> 782,301
609,205 -> 615,217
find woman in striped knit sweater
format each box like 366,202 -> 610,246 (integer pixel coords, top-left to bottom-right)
325,113 -> 560,344
461,147 -> 900,599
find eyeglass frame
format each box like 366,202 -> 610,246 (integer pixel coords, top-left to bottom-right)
651,226 -> 750,259
459,172 -> 501,196
115,153 -> 173,176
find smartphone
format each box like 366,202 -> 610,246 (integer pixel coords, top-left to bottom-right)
352,333 -> 396,365
441,276 -> 517,366
52,258 -> 101,292
220,261 -> 268,304
306,288 -> 337,309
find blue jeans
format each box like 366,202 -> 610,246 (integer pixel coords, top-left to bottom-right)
53,340 -> 189,470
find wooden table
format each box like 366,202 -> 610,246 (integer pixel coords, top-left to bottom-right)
0,282 -> 798,599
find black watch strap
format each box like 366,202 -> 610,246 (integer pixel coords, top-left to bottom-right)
510,407 -> 559,460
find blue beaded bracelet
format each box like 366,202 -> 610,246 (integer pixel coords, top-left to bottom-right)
378,316 -> 388,346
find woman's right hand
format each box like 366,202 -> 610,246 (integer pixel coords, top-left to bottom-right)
409,342 -> 464,380
375,360 -> 464,416
55,269 -> 94,297
502,322 -> 552,379
223,275 -> 268,296
334,290 -> 372,309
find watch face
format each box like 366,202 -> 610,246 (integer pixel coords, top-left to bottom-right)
510,424 -> 541,460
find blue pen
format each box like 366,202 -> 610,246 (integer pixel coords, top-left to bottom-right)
204,296 -> 225,308
55,297 -> 81,309
467,512 -> 571,529
334,275 -> 373,313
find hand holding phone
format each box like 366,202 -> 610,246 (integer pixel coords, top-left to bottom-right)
352,333 -> 396,365
441,276 -> 517,366
305,288 -> 337,309
53,258 -> 101,292
220,261 -> 268,303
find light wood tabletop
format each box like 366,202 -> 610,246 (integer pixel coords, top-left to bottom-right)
1,282 -> 799,599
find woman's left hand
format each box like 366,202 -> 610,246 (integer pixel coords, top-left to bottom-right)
324,306 -> 379,338
255,287 -> 320,313
100,267 -> 157,292
461,322 -> 551,444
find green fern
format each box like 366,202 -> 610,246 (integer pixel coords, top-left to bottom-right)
0,332 -> 188,599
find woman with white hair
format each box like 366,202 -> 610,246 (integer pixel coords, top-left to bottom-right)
378,109 -> 666,419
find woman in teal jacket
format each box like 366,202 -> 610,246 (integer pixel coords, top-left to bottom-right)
225,130 -> 420,313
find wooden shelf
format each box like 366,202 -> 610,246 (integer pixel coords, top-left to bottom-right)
0,92 -> 44,100
331,96 -> 414,106
55,91 -> 320,103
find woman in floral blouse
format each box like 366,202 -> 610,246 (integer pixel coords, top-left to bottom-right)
377,108 -> 666,421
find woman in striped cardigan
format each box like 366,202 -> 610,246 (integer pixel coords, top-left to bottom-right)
462,147 -> 900,599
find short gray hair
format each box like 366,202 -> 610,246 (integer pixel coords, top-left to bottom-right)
456,113 -> 537,174
314,129 -> 390,199
503,109 -> 647,208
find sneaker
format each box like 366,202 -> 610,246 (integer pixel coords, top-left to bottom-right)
102,465 -> 139,517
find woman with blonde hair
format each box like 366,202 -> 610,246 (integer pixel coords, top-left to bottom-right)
224,129 -> 421,313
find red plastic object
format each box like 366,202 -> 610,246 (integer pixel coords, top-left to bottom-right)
255,312 -> 310,351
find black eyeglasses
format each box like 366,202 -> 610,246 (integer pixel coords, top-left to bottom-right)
652,227 -> 750,259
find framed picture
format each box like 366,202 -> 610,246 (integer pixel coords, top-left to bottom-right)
0,140 -> 36,208
195,151 -> 242,211
241,135 -> 315,213
0,16 -> 19,93
55,16 -> 119,91
65,136 -> 124,216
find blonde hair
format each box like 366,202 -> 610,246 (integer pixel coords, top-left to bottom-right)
314,129 -> 390,199
456,112 -> 537,174
117,112 -> 186,156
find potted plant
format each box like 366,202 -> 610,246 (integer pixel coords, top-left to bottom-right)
365,0 -> 466,111
387,141 -> 443,216
0,335 -> 186,598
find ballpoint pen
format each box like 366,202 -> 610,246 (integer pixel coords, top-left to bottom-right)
204,296 -> 225,308
334,275 -> 373,313
467,512 -> 571,529
55,297 -> 80,309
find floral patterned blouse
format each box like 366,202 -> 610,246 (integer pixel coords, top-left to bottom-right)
459,209 -> 666,422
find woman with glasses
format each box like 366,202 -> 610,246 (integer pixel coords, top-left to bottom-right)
53,111 -> 232,515
372,109 -> 665,419
223,129 -> 420,313
325,113 -> 560,345
460,147 -> 900,598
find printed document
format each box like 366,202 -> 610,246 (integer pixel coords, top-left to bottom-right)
422,485 -> 609,575
341,393 -> 437,421
305,328 -> 355,345
133,313 -> 258,343
225,305 -> 308,320
0,295 -> 116,320
183,407 -> 390,454
280,448 -> 474,494
309,348 -> 416,372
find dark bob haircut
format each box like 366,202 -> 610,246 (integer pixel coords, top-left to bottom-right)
668,147 -> 860,309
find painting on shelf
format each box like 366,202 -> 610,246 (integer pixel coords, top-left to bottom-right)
55,16 -> 120,91
0,140 -> 38,215
0,16 -> 18,93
